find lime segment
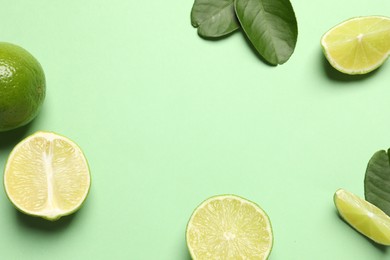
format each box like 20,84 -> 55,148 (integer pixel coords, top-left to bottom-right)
4,131 -> 91,221
334,189 -> 390,245
186,195 -> 273,259
321,16 -> 390,74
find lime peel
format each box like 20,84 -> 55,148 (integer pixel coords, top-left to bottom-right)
0,42 -> 46,131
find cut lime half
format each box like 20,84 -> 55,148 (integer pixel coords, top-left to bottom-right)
186,194 -> 273,259
334,189 -> 390,245
321,16 -> 390,75
4,131 -> 91,221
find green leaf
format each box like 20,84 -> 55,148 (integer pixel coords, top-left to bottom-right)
191,0 -> 240,38
234,0 -> 298,65
364,149 -> 390,216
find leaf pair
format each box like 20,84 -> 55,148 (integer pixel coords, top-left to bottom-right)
364,149 -> 390,215
190,0 -> 298,65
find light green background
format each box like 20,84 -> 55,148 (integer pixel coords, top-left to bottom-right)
1,1 -> 390,259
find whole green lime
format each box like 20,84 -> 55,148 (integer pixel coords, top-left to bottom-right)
0,42 -> 46,132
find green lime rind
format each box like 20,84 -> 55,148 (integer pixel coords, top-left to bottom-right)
0,42 -> 46,132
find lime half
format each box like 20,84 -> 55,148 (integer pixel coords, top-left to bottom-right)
4,131 -> 91,221
321,16 -> 390,75
334,189 -> 390,245
186,194 -> 273,259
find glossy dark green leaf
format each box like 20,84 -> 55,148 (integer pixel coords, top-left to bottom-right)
191,0 -> 240,37
364,149 -> 390,216
234,0 -> 298,65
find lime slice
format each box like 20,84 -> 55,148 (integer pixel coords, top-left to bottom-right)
4,131 -> 91,221
334,189 -> 390,245
186,195 -> 273,259
321,16 -> 390,75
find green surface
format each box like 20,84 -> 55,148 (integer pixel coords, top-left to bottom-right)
0,1 -> 390,259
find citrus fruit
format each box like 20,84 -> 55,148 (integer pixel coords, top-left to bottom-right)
334,188 -> 390,245
186,194 -> 273,259
0,42 -> 46,132
321,16 -> 390,75
4,131 -> 91,221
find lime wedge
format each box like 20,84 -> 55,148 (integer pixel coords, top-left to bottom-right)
186,195 -> 273,259
321,16 -> 390,75
334,189 -> 390,245
4,131 -> 91,221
